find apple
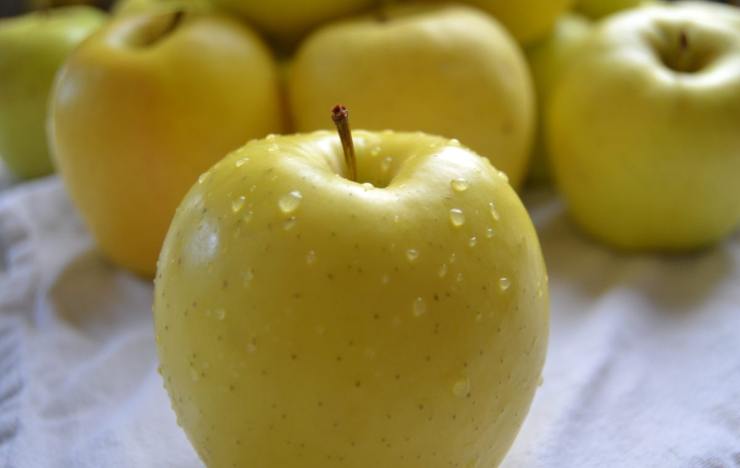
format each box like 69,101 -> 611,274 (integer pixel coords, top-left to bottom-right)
0,6 -> 105,179
288,4 -> 535,189
49,11 -> 285,276
445,0 -> 575,45
525,13 -> 591,185
575,0 -> 650,19
112,0 -> 212,16
210,0 -> 376,45
547,4 -> 740,250
154,106 -> 549,467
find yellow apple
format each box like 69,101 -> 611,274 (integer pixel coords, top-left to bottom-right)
154,116 -> 549,467
0,6 -> 105,179
548,3 -> 740,250
49,11 -> 285,276
112,0 -> 212,16
451,0 -> 575,44
575,0 -> 650,19
210,0 -> 377,45
525,13 -> 591,185
288,4 -> 535,189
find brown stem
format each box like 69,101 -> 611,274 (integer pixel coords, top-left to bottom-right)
331,105 -> 358,182
162,10 -> 186,38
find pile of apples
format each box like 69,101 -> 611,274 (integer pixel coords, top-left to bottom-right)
1,0 -> 738,466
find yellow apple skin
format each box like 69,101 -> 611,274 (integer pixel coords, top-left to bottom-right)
211,0 -> 376,45
154,130 -> 549,467
288,4 -> 535,189
548,5 -> 740,250
525,13 -> 591,185
575,0 -> 644,19
0,6 -> 105,179
113,0 -> 212,16
49,12 -> 285,277
457,0 -> 575,44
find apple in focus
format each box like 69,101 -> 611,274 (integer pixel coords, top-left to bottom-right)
154,110 -> 549,467
0,6 -> 105,179
547,3 -> 740,250
288,4 -> 535,189
49,11 -> 285,276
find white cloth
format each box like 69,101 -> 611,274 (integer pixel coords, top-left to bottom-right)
0,177 -> 738,468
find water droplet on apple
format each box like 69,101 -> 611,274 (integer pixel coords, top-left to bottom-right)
246,342 -> 257,353
268,144 -> 279,153
456,272 -> 464,283
231,196 -> 246,213
370,146 -> 381,157
190,367 -> 200,381
450,178 -> 469,192
499,276 -> 511,292
235,157 -> 249,167
278,191 -> 302,214
489,201 -> 500,221
412,297 -> 426,317
266,134 -> 276,141
393,214 -> 400,224
381,274 -> 390,284
283,217 -> 297,230
438,263 -> 448,278
486,227 -> 495,238
306,250 -> 317,265
214,308 -> 225,320
197,172 -> 209,184
381,156 -> 393,173
468,236 -> 477,247
242,269 -> 254,286
449,208 -> 465,227
475,312 -> 483,322
452,377 -> 470,397
405,249 -> 419,263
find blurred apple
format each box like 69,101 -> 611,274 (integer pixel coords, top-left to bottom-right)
210,0 -> 376,45
525,13 -> 590,185
0,6 -> 105,179
446,0 -> 575,44
288,4 -> 535,189
548,3 -> 740,250
49,11 -> 285,276
575,0 -> 650,19
112,0 -> 212,16
154,114 -> 549,467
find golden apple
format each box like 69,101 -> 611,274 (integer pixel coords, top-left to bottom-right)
49,11 -> 285,276
154,116 -> 549,467
0,6 -> 105,179
288,4 -> 535,189
211,0 -> 377,45
548,4 -> 740,250
525,13 -> 591,185
454,0 -> 575,44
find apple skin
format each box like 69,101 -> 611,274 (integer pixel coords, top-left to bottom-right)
450,0 -> 575,45
0,6 -> 105,179
49,12 -> 285,277
547,4 -> 740,250
113,0 -> 213,16
575,0 -> 650,19
210,0 -> 376,45
525,13 -> 591,185
154,130 -> 549,467
288,4 -> 535,189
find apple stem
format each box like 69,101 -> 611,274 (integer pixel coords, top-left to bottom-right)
331,105 -> 358,182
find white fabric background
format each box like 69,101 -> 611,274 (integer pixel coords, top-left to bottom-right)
0,175 -> 738,468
